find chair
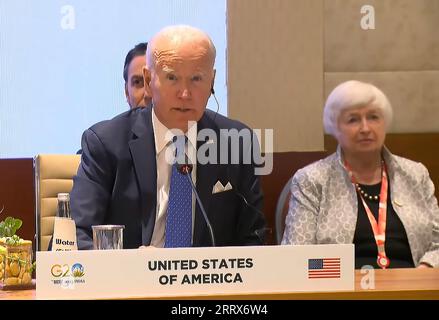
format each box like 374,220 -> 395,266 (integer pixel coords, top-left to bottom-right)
272,151 -> 327,244
275,177 -> 292,244
34,154 -> 81,251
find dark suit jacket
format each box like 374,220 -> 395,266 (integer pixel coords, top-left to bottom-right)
70,107 -> 265,249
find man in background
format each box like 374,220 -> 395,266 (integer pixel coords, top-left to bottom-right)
123,42 -> 151,108
75,43 -> 150,156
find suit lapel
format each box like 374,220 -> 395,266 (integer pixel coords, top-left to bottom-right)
193,112 -> 221,246
129,108 -> 157,245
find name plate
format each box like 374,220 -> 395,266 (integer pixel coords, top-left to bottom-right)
36,244 -> 354,299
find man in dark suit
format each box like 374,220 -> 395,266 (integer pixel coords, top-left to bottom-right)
70,25 -> 265,249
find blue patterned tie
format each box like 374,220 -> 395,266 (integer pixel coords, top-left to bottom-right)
164,136 -> 192,247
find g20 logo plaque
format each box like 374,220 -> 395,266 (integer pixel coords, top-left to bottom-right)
51,263 -> 85,278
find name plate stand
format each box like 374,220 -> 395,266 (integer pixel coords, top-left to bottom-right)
36,244 -> 354,299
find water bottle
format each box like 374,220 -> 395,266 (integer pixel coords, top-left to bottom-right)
52,193 -> 77,251
57,193 -> 71,219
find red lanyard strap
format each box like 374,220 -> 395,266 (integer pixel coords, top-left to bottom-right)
345,160 -> 390,269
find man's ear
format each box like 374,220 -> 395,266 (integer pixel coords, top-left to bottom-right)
124,83 -> 129,102
143,66 -> 152,96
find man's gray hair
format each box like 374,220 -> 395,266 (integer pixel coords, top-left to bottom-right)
146,25 -> 216,70
323,80 -> 393,137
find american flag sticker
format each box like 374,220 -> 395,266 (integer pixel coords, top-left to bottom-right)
308,258 -> 341,279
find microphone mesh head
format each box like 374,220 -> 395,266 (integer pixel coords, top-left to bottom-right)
178,164 -> 193,175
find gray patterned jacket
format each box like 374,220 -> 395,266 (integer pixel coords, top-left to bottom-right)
281,146 -> 439,268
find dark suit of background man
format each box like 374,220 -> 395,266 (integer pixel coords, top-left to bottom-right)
70,25 -> 265,249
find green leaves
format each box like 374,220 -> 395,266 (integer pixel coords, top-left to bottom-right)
5,235 -> 21,246
0,217 -> 23,238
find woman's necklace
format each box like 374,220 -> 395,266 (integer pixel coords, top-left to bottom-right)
355,184 -> 379,201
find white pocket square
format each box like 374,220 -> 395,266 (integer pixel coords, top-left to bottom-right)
212,181 -> 233,194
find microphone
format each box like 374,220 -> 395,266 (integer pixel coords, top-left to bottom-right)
210,86 -> 220,122
177,164 -> 216,247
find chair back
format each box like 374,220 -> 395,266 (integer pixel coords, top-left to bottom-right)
272,151 -> 328,244
275,177 -> 293,244
34,154 -> 81,251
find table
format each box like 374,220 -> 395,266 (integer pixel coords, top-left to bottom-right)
1,268 -> 438,300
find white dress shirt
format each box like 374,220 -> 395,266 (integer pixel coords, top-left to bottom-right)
149,108 -> 197,247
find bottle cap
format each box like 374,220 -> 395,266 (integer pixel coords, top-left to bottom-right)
57,193 -> 70,201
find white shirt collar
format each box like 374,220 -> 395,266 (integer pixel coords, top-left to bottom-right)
151,107 -> 197,156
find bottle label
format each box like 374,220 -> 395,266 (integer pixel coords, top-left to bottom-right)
52,217 -> 78,251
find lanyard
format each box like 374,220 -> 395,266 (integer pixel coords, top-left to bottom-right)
345,160 -> 390,269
